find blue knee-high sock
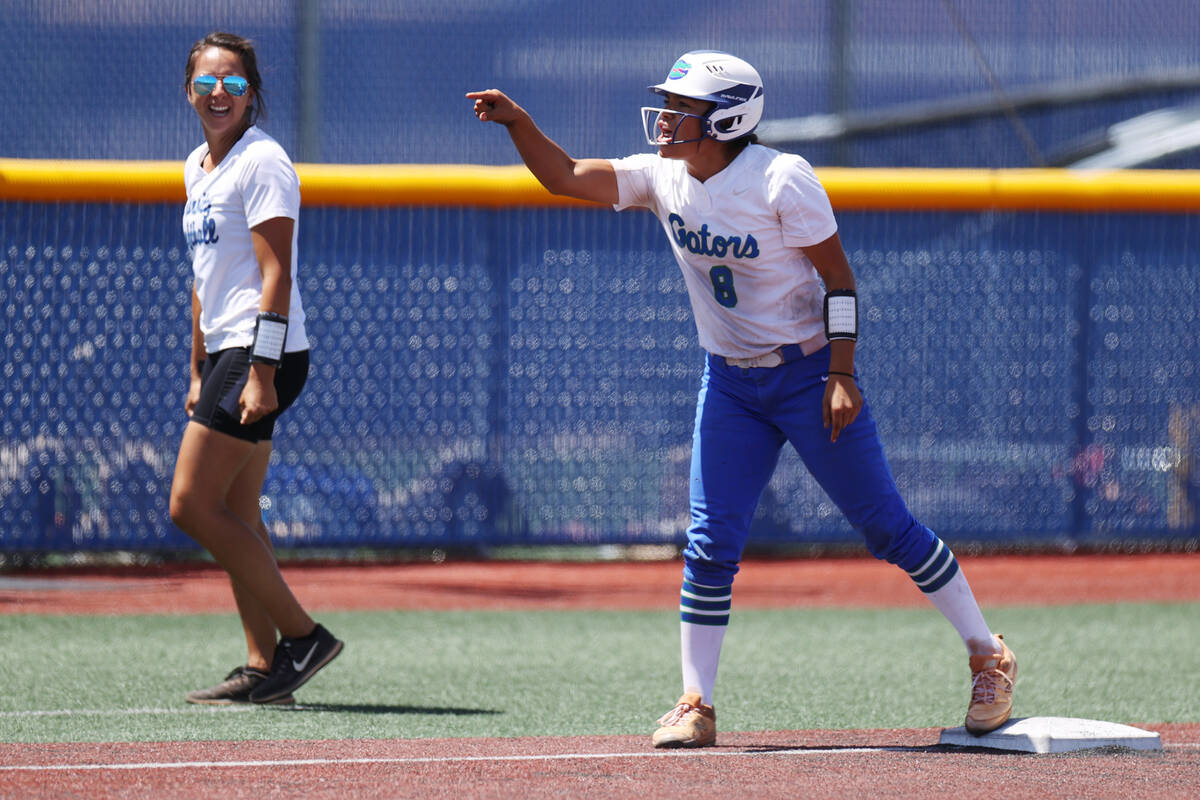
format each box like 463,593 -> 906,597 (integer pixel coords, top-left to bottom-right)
906,537 -> 960,593
680,578 -> 732,625
907,538 -> 998,651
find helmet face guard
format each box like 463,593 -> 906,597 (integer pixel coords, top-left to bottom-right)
640,106 -> 711,146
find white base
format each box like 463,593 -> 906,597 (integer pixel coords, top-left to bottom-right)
939,716 -> 1162,754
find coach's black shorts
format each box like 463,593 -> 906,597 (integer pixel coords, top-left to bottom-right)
190,347 -> 309,443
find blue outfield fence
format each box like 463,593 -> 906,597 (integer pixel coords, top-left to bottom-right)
7,1 -> 1200,168
1,201 -> 1199,552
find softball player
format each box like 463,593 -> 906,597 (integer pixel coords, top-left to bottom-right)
172,31 -> 341,706
469,50 -> 1016,747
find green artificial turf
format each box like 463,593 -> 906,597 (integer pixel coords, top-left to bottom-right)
0,603 -> 1191,743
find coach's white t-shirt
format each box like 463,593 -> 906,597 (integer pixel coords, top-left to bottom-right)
610,144 -> 838,359
183,126 -> 308,354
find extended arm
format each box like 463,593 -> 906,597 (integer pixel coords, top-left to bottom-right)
467,89 -> 619,205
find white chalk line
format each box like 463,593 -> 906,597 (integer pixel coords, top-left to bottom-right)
0,747 -> 896,772
5,742 -> 1198,773
0,706 -> 258,718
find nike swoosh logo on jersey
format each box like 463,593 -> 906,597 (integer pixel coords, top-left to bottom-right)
820,375 -> 829,382
292,641 -> 319,672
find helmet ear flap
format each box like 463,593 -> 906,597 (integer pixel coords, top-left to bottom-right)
705,84 -> 763,141
713,115 -> 741,135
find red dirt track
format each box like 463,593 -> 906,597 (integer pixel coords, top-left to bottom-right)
3,552 -> 1199,615
2,553 -> 1199,798
1,726 -> 1197,800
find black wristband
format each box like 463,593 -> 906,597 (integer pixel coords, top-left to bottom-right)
249,311 -> 288,366
828,370 -> 856,378
824,289 -> 858,342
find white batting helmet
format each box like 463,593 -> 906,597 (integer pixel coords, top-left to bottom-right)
644,50 -> 764,143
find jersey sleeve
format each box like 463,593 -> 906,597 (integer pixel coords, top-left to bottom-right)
771,155 -> 838,248
240,143 -> 301,228
609,153 -> 659,212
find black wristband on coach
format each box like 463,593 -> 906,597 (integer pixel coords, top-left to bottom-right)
823,289 -> 858,342
249,311 -> 288,367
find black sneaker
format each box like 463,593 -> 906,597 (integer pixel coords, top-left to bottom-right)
185,666 -> 295,705
248,624 -> 343,704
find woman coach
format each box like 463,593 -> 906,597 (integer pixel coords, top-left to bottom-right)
170,31 -> 341,706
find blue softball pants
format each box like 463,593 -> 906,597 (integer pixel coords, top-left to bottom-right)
682,345 -> 938,587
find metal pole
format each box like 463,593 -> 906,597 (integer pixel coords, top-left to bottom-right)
831,0 -> 851,165
298,0 -> 321,162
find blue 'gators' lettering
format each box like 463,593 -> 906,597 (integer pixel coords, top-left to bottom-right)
668,213 -> 759,259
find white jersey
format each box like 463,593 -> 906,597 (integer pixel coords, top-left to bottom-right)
610,144 -> 838,359
183,126 -> 308,354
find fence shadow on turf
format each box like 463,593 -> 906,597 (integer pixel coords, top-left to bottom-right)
279,703 -> 502,716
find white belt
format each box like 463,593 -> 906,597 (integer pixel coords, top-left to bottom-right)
718,333 -> 829,370
722,349 -> 787,369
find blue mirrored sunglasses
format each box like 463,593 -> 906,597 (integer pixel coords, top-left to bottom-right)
192,74 -> 249,97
